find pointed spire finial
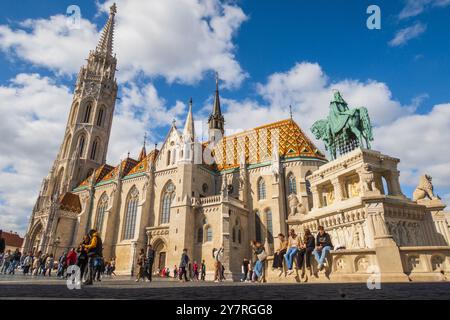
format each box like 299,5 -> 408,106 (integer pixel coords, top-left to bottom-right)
215,71 -> 219,91
110,3 -> 117,16
289,105 -> 293,119
143,132 -> 147,148
96,3 -> 117,56
127,151 -> 130,158
183,98 -> 195,142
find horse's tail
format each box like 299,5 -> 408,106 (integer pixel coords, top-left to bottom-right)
359,107 -> 374,141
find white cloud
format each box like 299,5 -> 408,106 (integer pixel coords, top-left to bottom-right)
0,16 -> 98,75
0,0 -> 248,87
399,0 -> 450,19
389,22 -> 427,47
0,74 -> 72,235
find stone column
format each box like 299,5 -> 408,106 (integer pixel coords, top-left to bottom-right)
389,171 -> 404,197
312,185 -> 321,209
365,200 -> 408,281
332,178 -> 344,202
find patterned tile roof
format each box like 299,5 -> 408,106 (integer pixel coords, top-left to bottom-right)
207,118 -> 326,171
124,149 -> 159,178
78,164 -> 115,188
99,157 -> 139,182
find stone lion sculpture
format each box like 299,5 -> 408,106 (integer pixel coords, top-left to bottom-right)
413,174 -> 438,201
288,194 -> 306,216
360,163 -> 378,193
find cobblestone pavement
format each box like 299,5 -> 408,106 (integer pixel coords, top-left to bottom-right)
0,275 -> 449,300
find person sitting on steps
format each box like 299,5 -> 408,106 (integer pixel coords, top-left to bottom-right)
284,229 -> 300,275
312,226 -> 333,272
272,233 -> 288,277
297,228 -> 315,280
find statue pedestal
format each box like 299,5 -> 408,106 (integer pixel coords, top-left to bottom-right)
280,148 -> 450,284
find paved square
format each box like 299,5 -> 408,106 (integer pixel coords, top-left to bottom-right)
0,275 -> 449,300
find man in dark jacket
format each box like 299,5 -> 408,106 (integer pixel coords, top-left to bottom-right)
83,229 -> 103,285
0,230 -> 5,255
145,244 -> 155,282
312,226 -> 333,271
179,249 -> 190,282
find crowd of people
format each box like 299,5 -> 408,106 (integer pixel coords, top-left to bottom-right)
0,226 -> 333,284
0,229 -> 114,285
239,225 -> 333,283
271,226 -> 333,280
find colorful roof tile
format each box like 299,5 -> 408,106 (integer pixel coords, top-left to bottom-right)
59,192 -> 82,213
208,118 -> 326,171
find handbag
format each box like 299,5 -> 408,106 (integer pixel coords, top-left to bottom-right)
257,250 -> 267,261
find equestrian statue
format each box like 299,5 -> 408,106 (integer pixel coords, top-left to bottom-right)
311,91 -> 374,160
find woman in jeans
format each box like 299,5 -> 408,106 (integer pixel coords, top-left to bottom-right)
297,228 -> 315,280
284,229 -> 300,275
251,241 -> 266,282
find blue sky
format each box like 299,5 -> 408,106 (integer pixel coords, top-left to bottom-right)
0,0 -> 449,234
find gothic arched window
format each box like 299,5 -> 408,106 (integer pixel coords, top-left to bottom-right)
166,150 -> 171,166
96,107 -> 105,127
90,139 -> 99,160
78,135 -> 86,157
206,226 -> 213,242
123,187 -> 139,240
83,103 -> 92,123
305,171 -> 312,195
288,173 -> 297,195
63,134 -> 71,158
95,193 -> 108,236
160,182 -> 175,224
258,178 -> 266,200
70,103 -> 79,125
197,227 -> 203,243
266,209 -> 274,244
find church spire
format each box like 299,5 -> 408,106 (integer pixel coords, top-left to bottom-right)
213,72 -> 222,116
138,132 -> 147,161
96,3 -> 117,57
208,72 -> 225,143
183,98 -> 195,142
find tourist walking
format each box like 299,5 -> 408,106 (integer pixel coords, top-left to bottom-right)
31,251 -> 41,276
44,254 -> 54,277
193,261 -> 199,281
83,229 -> 103,285
145,244 -> 155,282
135,248 -> 146,282
284,229 -> 300,275
297,228 -> 315,279
200,260 -> 206,281
212,246 -> 224,282
77,236 -> 89,281
173,265 -> 178,279
1,249 -> 11,274
8,248 -> 21,275
57,251 -> 67,278
241,258 -> 250,282
179,248 -> 190,282
251,241 -> 267,282
273,233 -> 288,276
312,226 -> 333,271
22,252 -> 33,275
